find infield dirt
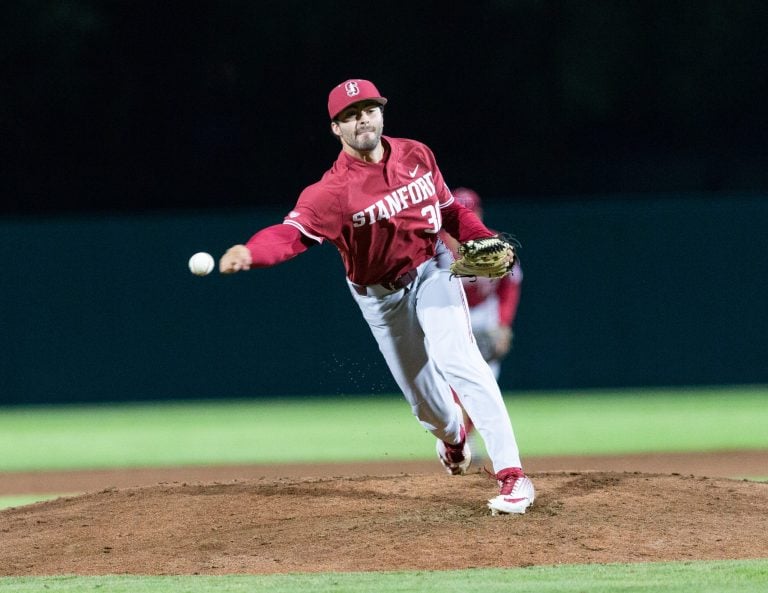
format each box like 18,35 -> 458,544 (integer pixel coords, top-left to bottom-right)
1,451 -> 766,575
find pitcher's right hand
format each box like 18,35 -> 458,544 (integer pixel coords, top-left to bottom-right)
219,245 -> 252,274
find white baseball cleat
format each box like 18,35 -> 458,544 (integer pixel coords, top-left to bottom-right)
487,467 -> 535,515
436,426 -> 471,475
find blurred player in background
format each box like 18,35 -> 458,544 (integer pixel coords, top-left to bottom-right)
441,188 -> 523,380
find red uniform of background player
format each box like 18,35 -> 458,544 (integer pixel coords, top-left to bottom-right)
442,187 -> 523,380
218,79 -> 534,515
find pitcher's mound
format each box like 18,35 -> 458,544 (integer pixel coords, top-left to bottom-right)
1,471 -> 767,575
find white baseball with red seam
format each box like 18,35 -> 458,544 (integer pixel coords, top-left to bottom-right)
188,252 -> 215,276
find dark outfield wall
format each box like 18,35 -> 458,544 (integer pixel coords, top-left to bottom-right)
1,194 -> 766,404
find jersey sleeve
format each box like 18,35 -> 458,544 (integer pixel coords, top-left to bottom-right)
440,200 -> 495,242
281,182 -> 343,244
245,223 -> 316,267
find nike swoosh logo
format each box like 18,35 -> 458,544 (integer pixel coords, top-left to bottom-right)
503,497 -> 527,503
409,165 -> 420,178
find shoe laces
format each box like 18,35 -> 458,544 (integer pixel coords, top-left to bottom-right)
495,467 -> 525,495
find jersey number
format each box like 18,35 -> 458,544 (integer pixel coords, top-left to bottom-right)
421,204 -> 442,234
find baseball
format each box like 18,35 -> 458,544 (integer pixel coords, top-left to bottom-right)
188,252 -> 215,276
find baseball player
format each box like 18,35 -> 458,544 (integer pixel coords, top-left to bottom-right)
442,188 -> 522,380
218,79 -> 534,515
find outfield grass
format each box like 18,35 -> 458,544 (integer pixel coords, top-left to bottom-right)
0,494 -> 66,508
0,386 -> 766,472
0,560 -> 766,592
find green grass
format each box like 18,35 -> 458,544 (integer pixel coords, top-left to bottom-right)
0,396 -> 430,471
0,386 -> 766,472
0,560 -> 766,592
510,385 -> 768,456
0,493 -> 65,509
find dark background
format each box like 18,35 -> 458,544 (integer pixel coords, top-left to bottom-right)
3,1 -> 767,215
2,2 -> 767,404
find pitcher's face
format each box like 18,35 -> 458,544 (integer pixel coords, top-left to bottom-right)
331,101 -> 384,153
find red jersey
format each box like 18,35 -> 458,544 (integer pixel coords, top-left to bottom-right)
281,136 -> 490,286
463,264 -> 523,327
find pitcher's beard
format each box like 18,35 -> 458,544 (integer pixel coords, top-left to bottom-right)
351,129 -> 381,152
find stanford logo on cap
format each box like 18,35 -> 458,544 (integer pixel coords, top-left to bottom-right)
328,78 -> 386,119
344,81 -> 360,97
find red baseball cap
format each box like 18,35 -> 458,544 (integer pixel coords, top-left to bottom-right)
328,79 -> 387,119
453,187 -> 482,212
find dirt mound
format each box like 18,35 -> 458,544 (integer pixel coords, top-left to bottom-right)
1,470 -> 767,575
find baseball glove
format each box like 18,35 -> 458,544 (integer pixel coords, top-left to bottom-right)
450,235 -> 517,279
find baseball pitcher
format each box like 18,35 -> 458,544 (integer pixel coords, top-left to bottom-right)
218,79 -> 534,515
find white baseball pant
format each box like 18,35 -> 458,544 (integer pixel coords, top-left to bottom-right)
348,241 -> 522,473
